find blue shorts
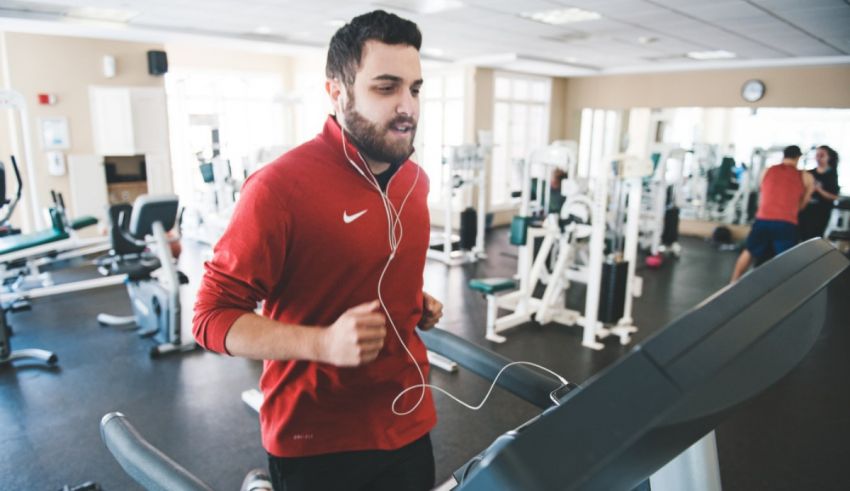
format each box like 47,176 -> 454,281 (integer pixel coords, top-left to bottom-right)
746,219 -> 799,259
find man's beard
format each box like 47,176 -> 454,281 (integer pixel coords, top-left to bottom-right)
341,95 -> 416,166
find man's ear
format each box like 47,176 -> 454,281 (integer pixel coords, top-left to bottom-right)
326,78 -> 343,115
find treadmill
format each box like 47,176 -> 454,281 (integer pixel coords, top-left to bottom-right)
100,239 -> 849,491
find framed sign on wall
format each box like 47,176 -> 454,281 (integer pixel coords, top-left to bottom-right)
40,116 -> 71,149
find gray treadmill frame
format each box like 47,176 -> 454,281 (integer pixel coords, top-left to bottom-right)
99,239 -> 848,491
433,239 -> 847,491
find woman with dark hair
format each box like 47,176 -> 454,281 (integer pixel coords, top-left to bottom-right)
799,145 -> 841,240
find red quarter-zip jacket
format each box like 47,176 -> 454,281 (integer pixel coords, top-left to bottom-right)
193,116 -> 436,457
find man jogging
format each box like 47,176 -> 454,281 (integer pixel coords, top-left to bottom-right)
194,10 -> 442,491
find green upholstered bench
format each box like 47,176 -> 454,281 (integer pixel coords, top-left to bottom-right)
0,228 -> 69,256
70,215 -> 98,230
469,278 -> 518,295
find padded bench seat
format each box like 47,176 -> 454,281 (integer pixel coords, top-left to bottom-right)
0,228 -> 69,256
70,215 -> 98,230
469,277 -> 518,295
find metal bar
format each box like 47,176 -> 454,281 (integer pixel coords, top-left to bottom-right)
1,274 -> 125,302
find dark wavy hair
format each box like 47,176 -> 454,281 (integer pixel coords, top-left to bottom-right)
818,145 -> 839,170
325,10 -> 422,87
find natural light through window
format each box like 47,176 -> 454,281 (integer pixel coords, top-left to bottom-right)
491,72 -> 551,208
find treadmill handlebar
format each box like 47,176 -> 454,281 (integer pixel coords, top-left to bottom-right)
100,412 -> 215,491
418,327 -> 566,409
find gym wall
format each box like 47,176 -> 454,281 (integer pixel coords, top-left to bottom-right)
465,63 -> 850,228
0,31 -> 164,233
561,63 -> 850,140
165,43 -> 295,81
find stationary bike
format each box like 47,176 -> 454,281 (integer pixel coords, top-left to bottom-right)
97,195 -> 196,358
0,157 -> 57,367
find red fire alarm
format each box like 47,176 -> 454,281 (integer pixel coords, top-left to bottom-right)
37,93 -> 57,105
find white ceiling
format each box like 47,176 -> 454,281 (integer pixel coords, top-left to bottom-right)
0,0 -> 848,76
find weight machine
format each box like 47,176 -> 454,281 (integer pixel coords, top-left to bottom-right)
470,150 -> 650,350
0,158 -> 58,367
641,146 -> 686,266
182,118 -> 238,246
428,142 -> 489,266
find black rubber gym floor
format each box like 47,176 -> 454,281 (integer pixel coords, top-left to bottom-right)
1,231 -> 848,490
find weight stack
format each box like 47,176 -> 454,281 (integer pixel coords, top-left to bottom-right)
459,207 -> 478,250
662,206 -> 680,245
598,259 -> 628,324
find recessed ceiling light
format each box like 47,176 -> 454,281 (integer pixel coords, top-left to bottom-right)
638,36 -> 658,45
68,6 -> 138,23
372,0 -> 465,15
564,56 -> 579,63
254,26 -> 272,35
520,8 -> 601,25
686,50 -> 736,60
421,47 -> 445,57
326,19 -> 346,28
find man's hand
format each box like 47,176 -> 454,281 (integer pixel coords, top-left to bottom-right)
318,300 -> 386,366
418,291 -> 443,331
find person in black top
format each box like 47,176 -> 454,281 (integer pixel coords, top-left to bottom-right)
799,145 -> 841,240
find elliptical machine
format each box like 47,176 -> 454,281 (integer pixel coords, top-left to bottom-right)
0,156 -> 57,367
0,155 -> 21,237
97,195 -> 196,358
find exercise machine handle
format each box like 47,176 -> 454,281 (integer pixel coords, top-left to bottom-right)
9,155 -> 22,205
418,328 -> 564,409
0,155 -> 23,224
100,412 -> 215,491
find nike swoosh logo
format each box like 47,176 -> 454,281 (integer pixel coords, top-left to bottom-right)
343,209 -> 368,224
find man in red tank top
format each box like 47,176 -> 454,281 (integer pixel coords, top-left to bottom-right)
731,145 -> 814,282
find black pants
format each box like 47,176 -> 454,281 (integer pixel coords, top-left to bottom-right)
799,204 -> 832,241
268,434 -> 435,491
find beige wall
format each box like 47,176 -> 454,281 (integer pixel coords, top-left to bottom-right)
166,43 -> 294,88
562,63 -> 850,139
0,31 -> 164,232
471,68 -> 494,137
549,77 -> 568,141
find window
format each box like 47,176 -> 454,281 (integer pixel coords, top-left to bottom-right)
491,72 -> 551,207
165,70 -> 291,202
415,69 -> 466,204
578,108 -> 622,180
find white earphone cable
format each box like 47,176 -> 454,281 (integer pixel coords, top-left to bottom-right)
340,127 -> 568,416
